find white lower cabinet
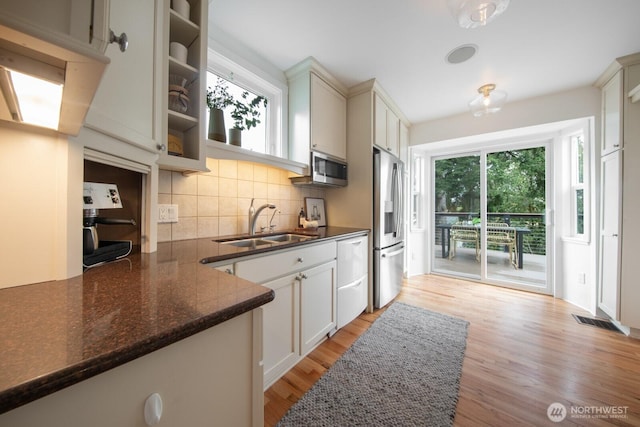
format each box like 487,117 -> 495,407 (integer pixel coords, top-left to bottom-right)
233,241 -> 337,389
300,261 -> 337,355
599,150 -> 621,319
336,234 -> 369,329
261,273 -> 300,388
337,276 -> 368,329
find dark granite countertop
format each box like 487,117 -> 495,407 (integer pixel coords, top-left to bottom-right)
0,239 -> 275,415
0,226 -> 368,415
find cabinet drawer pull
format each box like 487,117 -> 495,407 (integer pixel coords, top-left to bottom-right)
297,257 -> 304,263
614,144 -> 620,147
225,268 -> 233,275
351,240 -> 362,246
341,278 -> 364,290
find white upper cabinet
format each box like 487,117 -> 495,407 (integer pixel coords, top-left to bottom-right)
287,57 -> 348,164
310,73 -> 347,160
84,0 -> 161,152
601,69 -> 623,156
374,93 -> 400,157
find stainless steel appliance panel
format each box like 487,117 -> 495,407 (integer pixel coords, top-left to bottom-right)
373,148 -> 405,309
289,151 -> 348,187
374,149 -> 404,249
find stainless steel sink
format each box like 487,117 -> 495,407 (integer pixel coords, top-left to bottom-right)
215,233 -> 316,248
219,238 -> 274,248
260,233 -> 315,243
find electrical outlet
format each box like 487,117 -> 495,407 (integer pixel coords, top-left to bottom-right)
158,204 -> 178,223
578,272 -> 586,284
167,204 -> 178,222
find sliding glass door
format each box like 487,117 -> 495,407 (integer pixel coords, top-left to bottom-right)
433,154 -> 481,279
432,144 -> 550,293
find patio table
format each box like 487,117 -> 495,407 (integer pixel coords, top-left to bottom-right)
436,223 -> 531,269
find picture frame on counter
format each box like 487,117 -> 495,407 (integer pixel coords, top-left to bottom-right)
304,197 -> 326,227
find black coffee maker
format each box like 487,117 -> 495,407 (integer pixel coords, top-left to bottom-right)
83,182 -> 136,268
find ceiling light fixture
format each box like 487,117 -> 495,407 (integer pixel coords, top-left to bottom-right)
448,0 -> 510,29
469,83 -> 507,117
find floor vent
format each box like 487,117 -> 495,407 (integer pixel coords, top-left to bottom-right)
572,314 -> 621,333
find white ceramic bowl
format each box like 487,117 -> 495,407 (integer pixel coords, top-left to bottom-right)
169,42 -> 188,63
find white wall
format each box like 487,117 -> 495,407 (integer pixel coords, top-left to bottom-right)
0,124 -> 83,288
408,85 -> 601,313
411,86 -> 600,145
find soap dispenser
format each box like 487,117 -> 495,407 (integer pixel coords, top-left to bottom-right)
298,207 -> 305,228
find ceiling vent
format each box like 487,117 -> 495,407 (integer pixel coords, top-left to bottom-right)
446,44 -> 478,64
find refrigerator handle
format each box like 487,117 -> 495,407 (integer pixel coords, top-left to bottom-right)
392,163 -> 402,238
397,163 -> 403,239
381,247 -> 404,258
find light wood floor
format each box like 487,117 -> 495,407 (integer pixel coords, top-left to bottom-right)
264,275 -> 640,426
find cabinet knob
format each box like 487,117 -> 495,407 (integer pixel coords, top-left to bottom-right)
614,144 -> 620,148
299,273 -> 308,280
297,257 -> 304,263
225,268 -> 233,274
157,144 -> 166,152
109,29 -> 129,52
144,393 -> 163,426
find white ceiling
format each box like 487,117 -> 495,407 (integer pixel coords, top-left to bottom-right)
208,0 -> 640,124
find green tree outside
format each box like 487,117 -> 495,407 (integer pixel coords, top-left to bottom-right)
435,147 -> 545,214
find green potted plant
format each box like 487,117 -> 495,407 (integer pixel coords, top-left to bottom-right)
206,78 -> 234,142
228,91 -> 268,146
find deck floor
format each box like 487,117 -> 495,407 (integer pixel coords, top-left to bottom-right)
433,245 -> 547,288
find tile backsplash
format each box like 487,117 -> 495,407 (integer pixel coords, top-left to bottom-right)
158,158 -> 324,242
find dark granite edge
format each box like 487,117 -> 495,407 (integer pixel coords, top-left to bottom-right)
0,290 -> 274,415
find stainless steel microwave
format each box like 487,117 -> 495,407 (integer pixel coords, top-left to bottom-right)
290,151 -> 348,187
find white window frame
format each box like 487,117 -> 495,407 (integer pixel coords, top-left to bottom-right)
411,152 -> 425,231
566,125 -> 591,242
207,49 -> 285,157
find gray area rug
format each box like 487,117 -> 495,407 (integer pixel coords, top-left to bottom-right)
276,302 -> 469,427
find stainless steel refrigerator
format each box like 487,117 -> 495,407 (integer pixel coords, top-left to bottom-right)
373,148 -> 404,309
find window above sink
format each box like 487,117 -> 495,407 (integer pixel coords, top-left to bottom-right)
205,47 -> 306,174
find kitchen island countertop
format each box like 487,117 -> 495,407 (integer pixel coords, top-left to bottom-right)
0,238 -> 275,415
0,226 -> 368,415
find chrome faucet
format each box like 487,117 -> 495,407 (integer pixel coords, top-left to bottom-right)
249,198 -> 276,235
269,209 -> 280,232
